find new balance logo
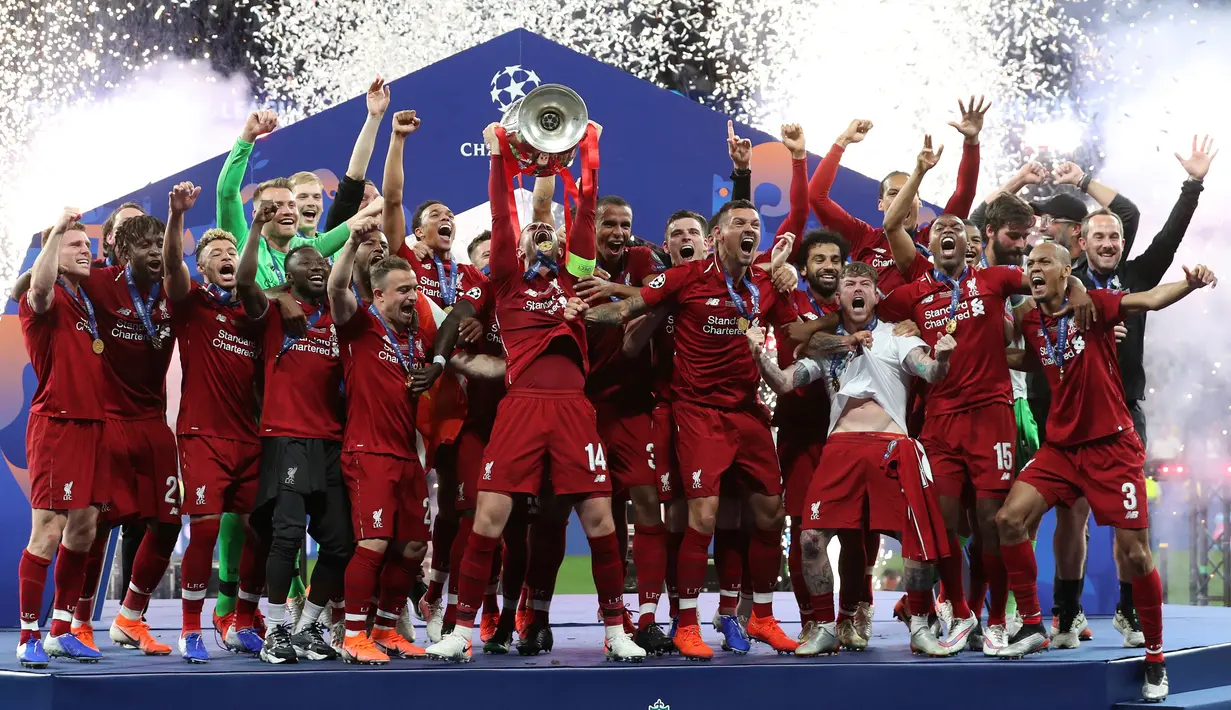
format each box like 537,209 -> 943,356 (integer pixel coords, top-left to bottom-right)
1125,510 -> 1139,520
660,472 -> 671,492
373,509 -> 384,528
810,501 -> 820,521
62,481 -> 73,501
594,474 -> 607,483
285,467 -> 297,485
705,298 -> 719,306
690,470 -> 702,489
195,485 -> 206,505
1000,472 -> 1011,481
483,461 -> 493,480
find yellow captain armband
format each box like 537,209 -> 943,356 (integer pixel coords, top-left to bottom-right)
565,254 -> 596,279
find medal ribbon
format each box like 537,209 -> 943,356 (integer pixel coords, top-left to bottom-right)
1042,295 -> 1071,374
278,305 -> 324,357
368,303 -> 414,376
204,283 -> 239,306
829,316 -> 879,384
124,264 -> 162,343
432,254 -> 457,307
932,266 -> 969,326
719,257 -> 759,326
262,238 -> 286,285
1088,269 -> 1114,290
59,277 -> 99,341
806,289 -> 827,316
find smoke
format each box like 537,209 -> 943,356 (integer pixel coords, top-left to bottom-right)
1085,2 -> 1231,463
0,60 -> 252,286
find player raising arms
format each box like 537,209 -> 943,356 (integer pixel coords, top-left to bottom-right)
574,201 -> 802,659
15,209 -> 108,667
161,183 -> 267,663
996,242 -> 1216,701
424,121 -> 645,663
327,230 -> 431,664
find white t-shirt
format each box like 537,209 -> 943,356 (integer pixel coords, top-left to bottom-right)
806,319 -> 928,435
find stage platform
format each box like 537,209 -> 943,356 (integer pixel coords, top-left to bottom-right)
3,593 -> 1229,710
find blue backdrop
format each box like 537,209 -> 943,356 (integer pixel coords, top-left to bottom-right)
0,29 -> 1112,624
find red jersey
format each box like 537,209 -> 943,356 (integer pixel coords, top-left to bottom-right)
456,264 -> 506,429
396,244 -> 462,311
772,288 -> 840,428
650,310 -> 678,403
1021,290 -> 1134,447
338,306 -> 424,459
808,142 -> 980,295
586,246 -> 665,410
172,283 -> 261,442
258,300 -> 344,441
879,265 -> 1022,416
640,256 -> 797,410
83,265 -> 175,419
486,154 -> 597,388
19,282 -> 110,420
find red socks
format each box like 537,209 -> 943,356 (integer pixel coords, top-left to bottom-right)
445,517 -> 475,627
633,523 -> 667,628
343,546 -> 384,634
1133,569 -> 1165,663
811,592 -> 836,624
19,551 -> 51,643
982,549 -> 1008,626
665,530 -> 684,618
427,514 -> 458,604
713,528 -> 742,614
74,532 -> 109,627
121,536 -> 172,616
748,527 -> 781,618
376,553 -> 418,626
1001,539 -> 1042,625
589,533 -> 626,626
50,544 -> 88,637
966,542 -> 987,620
907,588 -> 933,617
837,531 -> 866,617
676,527 -> 712,628
788,531 -> 812,623
863,531 -> 879,604
181,517 -> 221,632
235,534 -> 269,629
484,544 -> 503,615
456,531 -> 501,628
500,521 -> 529,609
934,533 -> 972,618
525,521 -> 567,625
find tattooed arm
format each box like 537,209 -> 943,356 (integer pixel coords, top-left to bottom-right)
576,294 -> 652,327
902,336 -> 953,383
747,325 -> 825,394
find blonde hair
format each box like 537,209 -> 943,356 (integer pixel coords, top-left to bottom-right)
195,228 -> 236,261
252,177 -> 293,205
289,171 -> 322,189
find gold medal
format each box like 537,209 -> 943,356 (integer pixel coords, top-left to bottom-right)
406,373 -> 415,390
737,317 -> 750,332
444,305 -> 453,314
91,338 -> 105,355
831,376 -> 841,392
945,319 -> 957,334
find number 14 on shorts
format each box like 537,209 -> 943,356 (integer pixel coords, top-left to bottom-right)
586,443 -> 608,483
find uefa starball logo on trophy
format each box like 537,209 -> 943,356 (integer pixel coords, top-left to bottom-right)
492,83 -> 599,237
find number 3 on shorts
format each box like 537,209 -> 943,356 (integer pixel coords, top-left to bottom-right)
585,442 -> 608,472
1121,482 -> 1138,511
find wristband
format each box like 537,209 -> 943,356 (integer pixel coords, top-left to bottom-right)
432,355 -> 447,367
1079,174 -> 1092,193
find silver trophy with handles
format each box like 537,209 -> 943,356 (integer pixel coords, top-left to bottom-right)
499,84 -> 589,177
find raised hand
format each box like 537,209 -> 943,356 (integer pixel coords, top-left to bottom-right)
1053,161 -> 1085,186
252,199 -> 279,227
411,240 -> 432,260
727,120 -> 752,171
392,109 -> 420,138
168,182 -> 201,214
746,325 -> 767,356
1015,160 -> 1048,186
781,123 -> 806,159
917,134 -> 944,172
1175,135 -> 1218,181
839,119 -> 872,148
948,95 -> 990,143
771,233 -> 796,271
366,76 -> 391,117
1183,264 -> 1218,289
241,109 -> 278,143
53,207 -> 82,233
483,122 -> 502,156
934,334 -> 956,361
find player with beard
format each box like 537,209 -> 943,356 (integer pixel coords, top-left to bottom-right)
425,120 -> 645,663
879,141 -> 1096,655
750,261 -> 958,656
808,99 -> 986,295
571,194 -> 673,653
328,234 -> 431,664
15,209 -> 108,667
997,242 -> 1216,701
159,183 -> 268,662
72,212 -> 181,658
575,199 -> 800,659
237,203 -> 359,664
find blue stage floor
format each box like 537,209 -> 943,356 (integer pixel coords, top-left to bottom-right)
3,592 -> 1229,710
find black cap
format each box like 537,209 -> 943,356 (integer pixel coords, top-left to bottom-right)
1031,192 -> 1088,223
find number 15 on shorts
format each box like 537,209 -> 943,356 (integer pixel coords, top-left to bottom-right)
994,442 -> 1014,481
586,442 -> 608,483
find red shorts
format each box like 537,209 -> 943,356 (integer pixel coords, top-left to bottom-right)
596,405 -> 655,495
1018,430 -> 1148,530
454,426 -> 490,512
481,389 -> 611,499
673,401 -> 781,500
26,414 -> 106,511
777,424 -> 825,519
651,401 -> 679,502
920,402 -> 1015,500
105,418 -> 181,524
802,431 -> 906,532
343,452 -> 430,541
178,435 -> 261,515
